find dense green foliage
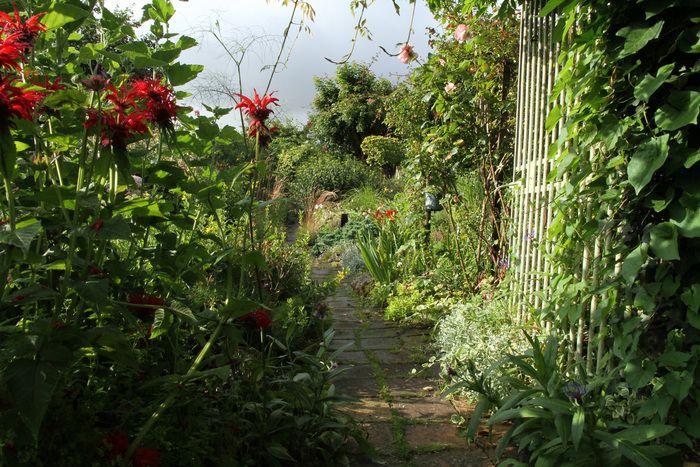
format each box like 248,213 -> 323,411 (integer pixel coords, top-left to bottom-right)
309,63 -> 393,158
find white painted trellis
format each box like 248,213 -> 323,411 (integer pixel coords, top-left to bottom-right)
510,0 -> 560,323
509,0 -> 624,374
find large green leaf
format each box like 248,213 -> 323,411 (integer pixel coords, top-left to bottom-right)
654,90 -> 700,131
43,3 -> 90,30
620,244 -> 648,284
167,63 -> 204,86
627,134 -> 669,194
5,359 -> 60,442
633,63 -> 674,102
649,222 -> 679,260
669,196 -> 700,237
616,21 -> 664,58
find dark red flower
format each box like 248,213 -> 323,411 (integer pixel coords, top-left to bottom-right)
130,78 -> 178,129
373,210 -> 383,221
104,430 -> 129,460
133,447 -> 161,467
128,294 -> 165,307
82,74 -> 109,92
242,308 -> 272,330
384,209 -> 397,221
0,4 -> 45,51
84,108 -> 150,152
51,321 -> 66,330
88,265 -> 104,276
90,218 -> 104,232
0,76 -> 43,128
235,89 -> 278,123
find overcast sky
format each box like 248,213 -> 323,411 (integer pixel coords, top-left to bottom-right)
105,0 -> 438,125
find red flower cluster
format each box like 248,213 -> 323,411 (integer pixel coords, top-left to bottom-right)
104,430 -> 161,466
235,89 -> 279,145
0,7 -> 48,130
130,77 -> 178,129
84,78 -> 178,152
0,4 -> 45,52
127,293 -> 166,319
241,308 -> 272,330
373,208 -> 397,222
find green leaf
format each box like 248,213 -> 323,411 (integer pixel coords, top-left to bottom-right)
73,279 -> 108,304
266,444 -> 296,462
634,63 -> 674,102
170,300 -> 197,325
150,308 -> 173,339
0,123 -> 17,180
627,134 -> 669,194
0,219 -> 42,253
685,149 -> 700,169
625,358 -> 657,389
572,407 -> 585,450
669,198 -> 700,237
620,244 -> 647,284
665,370 -> 692,401
654,91 -> 700,131
545,106 -> 562,131
5,360 -> 60,442
659,351 -> 690,368
220,298 -> 260,320
540,0 -> 574,16
616,21 -> 664,58
145,0 -> 176,22
465,397 -> 489,440
43,3 -> 90,30
681,284 -> 700,313
167,63 -> 204,86
649,222 -> 679,260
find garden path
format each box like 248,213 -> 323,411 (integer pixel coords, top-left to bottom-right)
312,264 -> 496,466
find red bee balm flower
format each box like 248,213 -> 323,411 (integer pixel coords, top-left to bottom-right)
133,447 -> 161,467
235,89 -> 279,145
242,308 -> 272,330
0,4 -> 45,51
130,78 -> 178,129
90,218 -> 104,232
104,430 -> 129,460
235,89 -> 278,123
0,35 -> 22,70
0,76 -> 43,127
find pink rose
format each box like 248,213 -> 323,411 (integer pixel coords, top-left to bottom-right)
438,58 -> 446,66
398,43 -> 416,64
454,24 -> 469,43
444,82 -> 457,94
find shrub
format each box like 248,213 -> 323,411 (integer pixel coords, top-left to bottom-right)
435,293 -> 526,401
288,153 -> 376,206
360,135 -> 404,173
311,216 -> 378,256
340,245 -> 366,274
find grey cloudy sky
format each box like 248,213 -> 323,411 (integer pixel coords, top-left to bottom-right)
105,0 -> 438,125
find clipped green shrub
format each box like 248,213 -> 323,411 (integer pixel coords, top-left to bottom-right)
288,153 -> 376,205
360,135 -> 404,173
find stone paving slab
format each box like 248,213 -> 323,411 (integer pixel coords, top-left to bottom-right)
356,337 -> 401,350
337,350 -> 369,364
386,377 -> 439,398
404,423 -> 466,448
390,398 -> 458,420
335,377 -> 380,398
409,448 -> 492,467
341,400 -> 392,422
